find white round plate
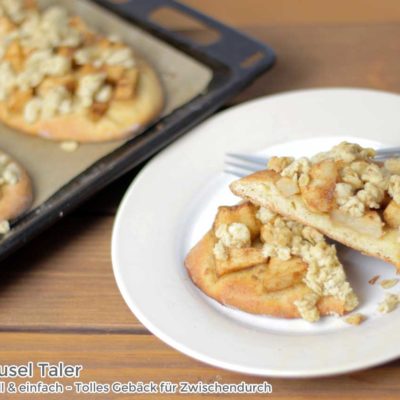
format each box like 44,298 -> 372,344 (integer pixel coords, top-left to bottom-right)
112,88 -> 400,377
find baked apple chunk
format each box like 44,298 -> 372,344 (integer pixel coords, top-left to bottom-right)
231,142 -> 400,270
185,201 -> 358,322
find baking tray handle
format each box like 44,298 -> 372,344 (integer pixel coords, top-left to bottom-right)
95,0 -> 275,78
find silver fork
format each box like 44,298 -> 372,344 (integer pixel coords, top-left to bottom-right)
224,146 -> 400,177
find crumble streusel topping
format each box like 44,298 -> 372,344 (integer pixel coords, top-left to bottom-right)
269,142 -> 400,239
0,1 -> 138,123
216,206 -> 358,321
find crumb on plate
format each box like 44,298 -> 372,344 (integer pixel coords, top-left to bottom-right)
368,275 -> 380,285
345,313 -> 365,325
60,141 -> 79,152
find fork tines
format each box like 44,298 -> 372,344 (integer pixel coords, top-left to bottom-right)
224,153 -> 268,177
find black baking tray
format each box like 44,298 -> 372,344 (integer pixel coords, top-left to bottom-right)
1,0 -> 275,261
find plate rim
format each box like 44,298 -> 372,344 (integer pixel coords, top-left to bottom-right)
111,87 -> 400,377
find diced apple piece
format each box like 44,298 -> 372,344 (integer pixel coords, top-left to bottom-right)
214,202 -> 260,239
37,75 -> 76,96
0,17 -> 15,34
276,176 -> 299,197
311,159 -> 338,184
5,40 -> 24,71
215,247 -> 265,277
7,89 -> 33,113
98,38 -> 114,49
331,209 -> 384,238
114,69 -> 139,100
88,102 -> 109,121
78,64 -> 98,76
104,65 -> 125,83
24,0 -> 37,9
263,256 -> 307,292
57,47 -> 75,58
383,200 -> 400,229
69,16 -> 94,42
302,159 -> 338,213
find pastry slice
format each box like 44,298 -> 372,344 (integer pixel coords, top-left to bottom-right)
0,149 -> 32,228
0,1 -> 163,142
231,141 -> 400,270
185,201 -> 358,322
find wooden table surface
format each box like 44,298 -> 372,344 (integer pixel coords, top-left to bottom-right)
3,1 -> 400,398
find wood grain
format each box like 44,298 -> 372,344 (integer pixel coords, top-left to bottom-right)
233,23 -> 400,103
1,2 -> 400,398
181,0 -> 400,26
1,332 -> 399,400
0,216 -> 143,332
